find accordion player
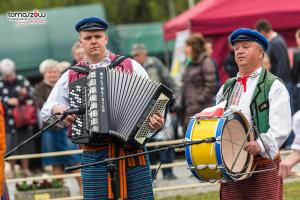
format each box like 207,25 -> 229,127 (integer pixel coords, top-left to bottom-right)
69,67 -> 173,148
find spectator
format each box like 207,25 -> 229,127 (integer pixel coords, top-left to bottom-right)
71,41 -> 85,66
58,61 -> 71,74
224,45 -> 239,78
0,58 -> 35,178
205,38 -> 221,93
263,53 -> 272,71
131,43 -> 177,180
256,19 -> 294,148
131,44 -> 176,90
255,19 -> 292,87
181,34 -> 216,131
279,110 -> 300,178
291,29 -> 300,112
292,29 -> 300,83
296,29 -> 300,48
33,59 -> 82,191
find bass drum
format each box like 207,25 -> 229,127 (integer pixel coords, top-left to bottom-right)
185,111 -> 256,182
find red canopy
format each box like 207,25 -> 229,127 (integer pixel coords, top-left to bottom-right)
164,0 -> 300,83
163,0 -> 216,41
190,0 -> 300,36
190,0 -> 300,82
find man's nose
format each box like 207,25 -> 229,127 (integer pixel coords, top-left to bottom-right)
91,37 -> 97,43
236,48 -> 244,54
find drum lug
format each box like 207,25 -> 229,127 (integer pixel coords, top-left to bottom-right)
220,179 -> 229,183
209,179 -> 217,183
208,164 -> 217,169
187,165 -> 195,170
196,165 -> 207,170
227,113 -> 234,120
217,165 -> 225,170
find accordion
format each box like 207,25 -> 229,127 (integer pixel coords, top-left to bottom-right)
69,67 -> 173,147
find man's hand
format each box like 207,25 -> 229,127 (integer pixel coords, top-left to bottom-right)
62,114 -> 77,127
8,98 -> 19,106
278,151 -> 300,178
52,105 -> 77,127
148,112 -> 164,131
243,141 -> 261,155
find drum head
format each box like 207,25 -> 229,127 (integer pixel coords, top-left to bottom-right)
221,112 -> 255,180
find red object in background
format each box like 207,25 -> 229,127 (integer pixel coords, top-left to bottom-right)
163,0 -> 300,84
12,104 -> 37,128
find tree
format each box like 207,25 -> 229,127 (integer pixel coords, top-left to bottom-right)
0,0 -> 202,24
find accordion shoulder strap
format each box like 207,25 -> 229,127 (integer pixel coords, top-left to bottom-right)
69,55 -> 128,73
70,65 -> 90,75
108,55 -> 128,69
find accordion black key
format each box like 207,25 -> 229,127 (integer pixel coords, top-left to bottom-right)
69,67 -> 173,147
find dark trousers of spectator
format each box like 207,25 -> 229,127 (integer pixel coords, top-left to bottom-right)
282,81 -> 297,149
149,145 -> 176,180
29,124 -> 43,172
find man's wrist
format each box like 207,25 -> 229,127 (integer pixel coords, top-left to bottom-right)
257,140 -> 265,154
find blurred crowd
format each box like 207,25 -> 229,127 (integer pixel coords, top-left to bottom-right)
0,42 -> 84,180
0,19 -> 300,184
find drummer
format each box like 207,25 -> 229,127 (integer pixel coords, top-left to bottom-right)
216,28 -> 292,200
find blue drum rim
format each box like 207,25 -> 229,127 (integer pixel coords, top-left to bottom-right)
215,117 -> 232,181
185,118 -> 204,182
215,118 -> 225,167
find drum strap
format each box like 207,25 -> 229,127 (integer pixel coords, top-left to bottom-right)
219,79 -> 236,106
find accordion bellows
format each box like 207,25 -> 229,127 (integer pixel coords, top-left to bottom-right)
69,67 -> 173,147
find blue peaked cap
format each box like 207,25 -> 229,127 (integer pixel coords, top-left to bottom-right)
75,17 -> 109,32
229,28 -> 269,51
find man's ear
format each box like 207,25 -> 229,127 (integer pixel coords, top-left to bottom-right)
259,48 -> 264,59
78,37 -> 81,46
105,33 -> 108,44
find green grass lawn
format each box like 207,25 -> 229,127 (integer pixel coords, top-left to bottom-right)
158,181 -> 300,200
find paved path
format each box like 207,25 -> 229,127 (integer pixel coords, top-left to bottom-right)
6,155 -> 300,200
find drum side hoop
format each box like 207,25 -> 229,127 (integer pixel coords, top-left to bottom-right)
215,118 -> 225,167
185,119 -> 205,182
220,112 -> 254,179
215,118 -> 232,180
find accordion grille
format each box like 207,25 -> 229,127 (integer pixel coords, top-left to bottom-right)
134,93 -> 169,144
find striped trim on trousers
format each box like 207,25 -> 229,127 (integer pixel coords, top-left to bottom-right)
81,149 -> 153,200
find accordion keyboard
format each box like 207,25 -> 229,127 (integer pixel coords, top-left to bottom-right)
69,77 -> 90,144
